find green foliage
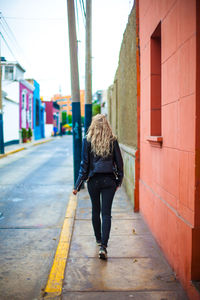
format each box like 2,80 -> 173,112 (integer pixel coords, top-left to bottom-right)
62,111 -> 67,124
27,127 -> 32,139
21,128 -> 27,139
81,116 -> 84,126
92,104 -> 101,116
67,114 -> 72,123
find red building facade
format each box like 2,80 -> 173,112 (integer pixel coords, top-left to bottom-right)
45,101 -> 60,128
139,0 -> 200,298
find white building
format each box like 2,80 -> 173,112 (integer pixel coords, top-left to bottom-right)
1,57 -> 34,145
2,91 -> 19,145
101,90 -> 108,116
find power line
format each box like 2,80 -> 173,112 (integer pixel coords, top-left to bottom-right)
75,0 -> 80,33
78,0 -> 86,27
0,19 -> 22,58
81,0 -> 86,17
1,16 -> 24,53
0,32 -> 18,61
0,14 -> 32,66
3,16 -> 65,21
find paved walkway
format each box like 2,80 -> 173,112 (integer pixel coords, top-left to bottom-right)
61,187 -> 188,300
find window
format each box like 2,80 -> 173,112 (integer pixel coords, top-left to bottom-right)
21,90 -> 26,128
28,94 -> 32,128
22,92 -> 25,109
5,66 -> 14,80
36,99 -> 40,126
150,22 -> 161,136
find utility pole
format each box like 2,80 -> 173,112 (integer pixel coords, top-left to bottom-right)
0,13 -> 5,154
84,0 -> 92,135
66,0 -> 82,185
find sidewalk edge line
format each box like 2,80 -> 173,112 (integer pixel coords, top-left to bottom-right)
33,138 -> 53,147
0,147 -> 26,159
42,193 -> 77,299
0,138 -> 53,159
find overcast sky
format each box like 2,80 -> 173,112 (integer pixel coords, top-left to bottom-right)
0,0 -> 134,99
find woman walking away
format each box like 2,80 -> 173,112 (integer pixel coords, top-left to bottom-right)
73,114 -> 123,260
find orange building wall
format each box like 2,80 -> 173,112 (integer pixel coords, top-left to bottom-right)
80,90 -> 85,117
139,0 -> 199,299
51,94 -> 72,116
52,91 -> 85,117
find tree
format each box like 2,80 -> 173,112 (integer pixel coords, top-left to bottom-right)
62,111 -> 67,124
67,114 -> 72,124
81,116 -> 84,126
92,104 -> 101,116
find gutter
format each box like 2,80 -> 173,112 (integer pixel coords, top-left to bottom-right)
134,0 -> 140,212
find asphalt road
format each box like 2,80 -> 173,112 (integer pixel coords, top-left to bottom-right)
0,135 -> 73,300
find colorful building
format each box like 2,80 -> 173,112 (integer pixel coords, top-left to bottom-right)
2,90 -> 19,146
108,1 -> 200,299
51,94 -> 72,116
44,101 -> 60,137
19,80 -> 34,131
80,90 -> 85,117
52,90 -> 85,118
1,58 -> 34,144
27,79 -> 45,140
139,1 -> 200,298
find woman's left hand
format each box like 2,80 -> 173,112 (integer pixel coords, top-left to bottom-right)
73,189 -> 78,195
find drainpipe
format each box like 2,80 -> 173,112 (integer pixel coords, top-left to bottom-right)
134,0 -> 140,212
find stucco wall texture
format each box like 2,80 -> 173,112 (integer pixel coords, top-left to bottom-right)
114,6 -> 137,148
139,0 -> 200,299
108,5 -> 137,205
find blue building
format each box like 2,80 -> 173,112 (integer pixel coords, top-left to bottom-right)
27,79 -> 45,140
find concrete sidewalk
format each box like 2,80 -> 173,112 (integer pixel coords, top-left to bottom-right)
0,136 -> 55,159
61,187 -> 188,300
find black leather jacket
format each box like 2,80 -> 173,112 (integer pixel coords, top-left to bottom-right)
74,138 -> 124,191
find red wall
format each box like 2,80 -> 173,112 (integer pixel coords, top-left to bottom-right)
139,0 -> 199,298
45,102 -> 53,124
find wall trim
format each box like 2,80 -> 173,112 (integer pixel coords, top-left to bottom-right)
4,140 -> 20,146
119,143 -> 137,157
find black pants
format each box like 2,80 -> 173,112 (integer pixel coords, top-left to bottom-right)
87,174 -> 117,247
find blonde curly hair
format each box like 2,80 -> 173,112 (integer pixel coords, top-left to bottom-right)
87,114 -> 116,157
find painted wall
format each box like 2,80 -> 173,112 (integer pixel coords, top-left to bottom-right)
2,95 -> 19,145
2,82 -> 20,145
45,102 -> 53,124
45,124 -> 53,138
45,101 -> 60,131
52,95 -> 72,117
19,81 -> 34,130
80,90 -> 85,117
2,81 -> 20,103
27,79 -> 45,140
52,90 -> 85,117
107,5 -> 137,205
139,0 -> 199,298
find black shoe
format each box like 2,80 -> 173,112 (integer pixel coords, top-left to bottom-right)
99,245 -> 107,260
96,239 -> 101,246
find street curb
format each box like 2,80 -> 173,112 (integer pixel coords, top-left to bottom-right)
42,193 -> 78,300
0,138 -> 54,160
0,147 -> 26,159
33,138 -> 53,147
